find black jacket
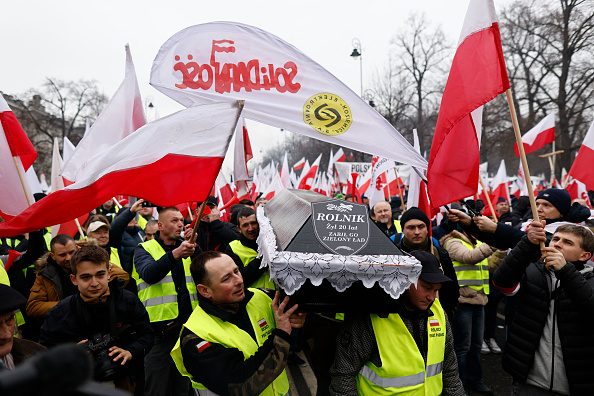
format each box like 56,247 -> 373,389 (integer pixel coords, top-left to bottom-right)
493,236 -> 594,395
39,281 -> 154,379
225,234 -> 267,287
133,233 -> 201,332
196,219 -> 239,252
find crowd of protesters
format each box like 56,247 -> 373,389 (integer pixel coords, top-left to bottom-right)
1,187 -> 593,396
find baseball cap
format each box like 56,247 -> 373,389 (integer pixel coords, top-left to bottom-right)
87,221 -> 111,234
410,250 -> 452,284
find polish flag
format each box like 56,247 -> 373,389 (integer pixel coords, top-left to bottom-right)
560,167 -> 568,187
233,117 -> 253,185
215,170 -> 235,209
568,118 -> 594,190
357,165 -> 373,196
0,93 -> 37,219
262,172 -> 285,200
427,0 -> 510,209
62,44 -> 147,183
334,148 -> 346,162
280,152 -> 292,188
566,179 -> 592,209
293,157 -> 305,171
151,23 -> 426,170
490,159 -> 510,204
429,319 -> 440,327
298,155 -> 321,190
514,113 -> 555,156
49,137 -> 89,237
0,101 -> 242,238
407,130 -> 433,221
367,156 -> 397,209
347,173 -> 361,203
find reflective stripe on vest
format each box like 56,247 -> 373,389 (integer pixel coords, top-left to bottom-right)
446,238 -> 490,294
132,239 -> 198,323
356,299 -> 447,395
171,288 -> 290,395
110,247 -> 121,268
228,240 -> 275,290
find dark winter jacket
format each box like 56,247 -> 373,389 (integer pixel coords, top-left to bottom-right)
493,236 -> 594,395
225,234 -> 267,288
196,219 -> 239,252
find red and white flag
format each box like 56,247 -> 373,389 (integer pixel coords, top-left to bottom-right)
367,156 -> 397,208
233,117 -> 253,184
215,170 -> 235,208
514,113 -> 555,157
293,157 -> 305,171
280,152 -> 291,188
490,159 -> 510,203
262,172 -> 285,200
334,147 -> 346,162
568,118 -> 594,190
357,165 -> 373,196
427,0 -> 510,209
0,102 -> 242,237
566,179 -> 592,209
298,154 -> 322,190
407,130 -> 432,220
0,93 -> 37,219
150,22 -> 426,169
62,44 -> 146,183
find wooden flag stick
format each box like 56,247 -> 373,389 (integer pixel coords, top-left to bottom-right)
12,157 -> 32,206
505,89 -> 544,249
74,218 -> 86,240
187,203 -> 194,221
478,172 -> 496,220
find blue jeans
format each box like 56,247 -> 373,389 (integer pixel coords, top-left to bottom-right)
452,303 -> 485,385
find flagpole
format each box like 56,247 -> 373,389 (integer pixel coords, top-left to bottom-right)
505,89 -> 544,249
74,218 -> 86,240
478,173 -> 496,220
187,203 -> 194,221
12,157 -> 32,206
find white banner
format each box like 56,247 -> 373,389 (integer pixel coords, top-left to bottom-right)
150,22 -> 427,169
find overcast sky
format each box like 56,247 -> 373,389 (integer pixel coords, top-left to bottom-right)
2,0 -> 511,170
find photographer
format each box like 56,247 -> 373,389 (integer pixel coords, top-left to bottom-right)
39,245 -> 153,394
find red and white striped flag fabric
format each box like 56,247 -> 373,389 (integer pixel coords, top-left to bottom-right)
0,93 -> 37,219
62,44 -> 147,183
293,157 -> 305,171
280,152 -> 291,188
233,117 -> 253,184
367,156 -> 397,209
262,172 -> 285,200
298,154 -> 322,190
150,22 -> 426,169
427,0 -> 510,210
490,159 -> 510,203
514,113 -> 555,157
568,118 -> 594,191
334,147 -> 346,162
0,102 -> 242,238
566,179 -> 592,209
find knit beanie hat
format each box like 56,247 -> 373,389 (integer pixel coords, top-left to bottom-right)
399,207 -> 431,230
536,188 -> 571,216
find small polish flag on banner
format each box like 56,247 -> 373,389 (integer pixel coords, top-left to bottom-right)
568,118 -> 594,191
293,157 -> 306,171
429,319 -> 440,327
0,102 -> 242,238
0,93 -> 38,219
334,148 -> 346,162
298,154 -> 322,190
63,44 -> 147,183
150,22 -> 426,169
197,341 -> 211,352
427,0 -> 510,210
514,113 -> 555,157
258,318 -> 268,328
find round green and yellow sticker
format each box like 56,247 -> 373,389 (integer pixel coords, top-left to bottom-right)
303,93 -> 352,136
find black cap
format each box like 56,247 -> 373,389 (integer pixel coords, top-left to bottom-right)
199,196 -> 218,208
0,284 -> 27,315
410,250 -> 452,284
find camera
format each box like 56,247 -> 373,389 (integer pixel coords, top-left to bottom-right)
141,201 -> 155,207
85,333 -> 119,382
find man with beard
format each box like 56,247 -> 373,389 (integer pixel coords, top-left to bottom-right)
373,201 -> 402,239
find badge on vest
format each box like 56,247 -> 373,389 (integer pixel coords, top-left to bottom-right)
196,341 -> 211,352
429,318 -> 443,336
258,318 -> 272,338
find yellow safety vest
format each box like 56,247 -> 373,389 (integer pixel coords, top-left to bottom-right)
137,215 -> 148,231
446,238 -> 490,294
394,220 -> 402,233
43,228 -> 52,250
356,299 -> 447,395
171,288 -> 290,395
228,240 -> 275,290
110,247 -> 121,268
132,239 -> 198,323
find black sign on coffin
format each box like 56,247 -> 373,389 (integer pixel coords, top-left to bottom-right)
311,200 -> 369,255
